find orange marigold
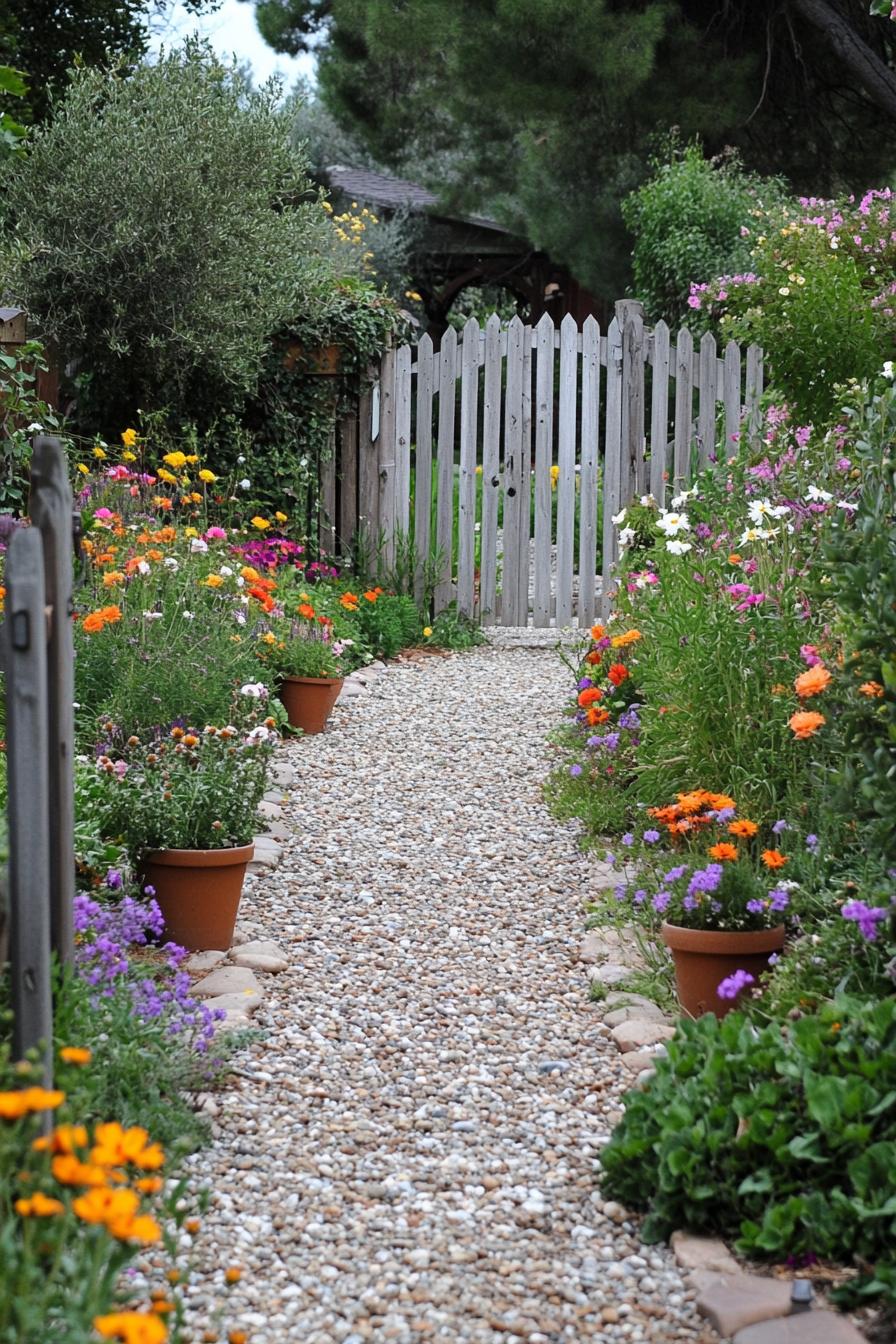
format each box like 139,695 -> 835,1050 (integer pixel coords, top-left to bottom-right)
82,612 -> 106,633
708,842 -> 739,862
728,819 -> 758,839
610,629 -> 642,649
859,681 -> 884,698
590,624 -> 606,641
761,849 -> 788,869
794,665 -> 831,698
297,603 -> 316,619
788,710 -> 826,739
587,706 -> 610,726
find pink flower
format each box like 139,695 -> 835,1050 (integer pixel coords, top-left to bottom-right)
93,507 -> 114,520
205,526 -> 227,541
800,644 -> 821,667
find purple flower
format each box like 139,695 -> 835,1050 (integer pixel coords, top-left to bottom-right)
652,891 -> 671,913
715,807 -> 736,823
618,707 -> 641,731
105,868 -> 124,891
665,864 -> 688,883
769,888 -> 790,912
717,969 -> 755,1000
643,829 -> 661,844
772,819 -> 789,835
683,894 -> 699,911
633,889 -> 647,905
805,835 -> 819,852
569,764 -> 583,777
577,677 -> 593,691
613,884 -> 628,902
687,864 -> 724,897
746,898 -> 766,914
621,833 -> 635,847
842,899 -> 889,941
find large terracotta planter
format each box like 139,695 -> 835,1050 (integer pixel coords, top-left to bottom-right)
661,921 -> 786,1019
278,675 -> 343,734
142,843 -> 254,951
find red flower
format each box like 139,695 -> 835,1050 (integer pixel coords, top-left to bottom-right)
608,663 -> 630,686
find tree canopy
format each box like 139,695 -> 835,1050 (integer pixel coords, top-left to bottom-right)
256,0 -> 896,297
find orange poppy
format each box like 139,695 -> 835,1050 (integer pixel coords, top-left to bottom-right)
297,603 -> 316,619
859,681 -> 884,697
577,687 -> 603,708
794,665 -> 831,699
788,710 -> 826,738
608,663 -> 629,686
708,842 -> 739,861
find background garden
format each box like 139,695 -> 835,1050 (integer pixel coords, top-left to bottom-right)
1,1 -> 896,1340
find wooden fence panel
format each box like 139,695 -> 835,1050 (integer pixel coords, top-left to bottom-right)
413,333 -> 434,601
377,346 -> 397,567
357,384 -> 378,544
501,316 -> 525,625
30,437 -> 75,964
394,343 -> 412,539
673,326 -> 694,488
578,315 -> 601,625
457,318 -> 480,618
319,431 -> 337,556
697,330 -> 718,468
479,315 -> 502,625
601,317 -> 623,615
516,326 -> 533,621
746,343 -> 764,442
434,326 -> 457,612
338,411 -> 359,554
555,312 -> 578,626
5,527 -> 53,1079
649,319 -> 670,507
620,303 -> 646,502
723,340 -> 742,458
533,313 -> 555,627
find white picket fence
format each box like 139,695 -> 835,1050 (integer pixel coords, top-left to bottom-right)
357,300 -> 763,626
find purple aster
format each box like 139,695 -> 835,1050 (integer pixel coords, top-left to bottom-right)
805,835 -> 819,852
613,884 -> 628,902
772,819 -> 789,835
643,829 -> 661,844
746,898 -> 766,914
715,807 -> 736,823
577,677 -> 593,691
717,969 -> 755,1000
633,889 -> 647,905
842,899 -> 889,941
683,894 -> 699,911
687,864 -> 724,897
569,764 -> 583,777
665,865 -> 688,883
769,889 -> 790,912
652,891 -> 671,913
621,833 -> 635,847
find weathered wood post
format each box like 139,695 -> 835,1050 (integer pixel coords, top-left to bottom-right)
4,526 -> 53,1081
30,436 -> 75,965
616,299 -> 646,503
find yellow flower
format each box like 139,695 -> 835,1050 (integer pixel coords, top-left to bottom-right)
163,451 -> 188,470
157,468 -> 177,485
190,492 -> 203,504
198,469 -> 217,483
261,632 -> 276,645
184,527 -> 198,538
275,511 -> 288,523
404,290 -> 423,302
121,428 -> 138,449
60,1046 -> 92,1065
185,454 -> 199,465
322,200 -> 333,213
475,465 -> 483,475
93,1310 -> 168,1343
77,463 -> 90,475
203,575 -> 224,588
15,1192 -> 65,1217
93,446 -> 107,460
251,516 -> 271,530
121,450 -> 137,463
423,626 -> 433,638
0,1087 -> 65,1119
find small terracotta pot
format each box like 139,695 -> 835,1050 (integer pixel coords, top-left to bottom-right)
141,843 -> 254,951
661,921 -> 786,1019
278,675 -> 343,734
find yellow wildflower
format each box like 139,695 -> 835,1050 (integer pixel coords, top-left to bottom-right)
251,516 -> 271,531
121,428 -> 138,449
198,469 -> 217,483
162,451 -> 188,470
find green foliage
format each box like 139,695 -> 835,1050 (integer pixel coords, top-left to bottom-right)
2,42 -> 328,436
623,142 -> 785,325
824,382 -> 896,863
93,708 -> 274,858
0,338 -> 63,511
0,65 -> 28,156
260,618 -> 344,679
427,605 -> 485,651
601,997 -> 896,1298
351,592 -> 420,659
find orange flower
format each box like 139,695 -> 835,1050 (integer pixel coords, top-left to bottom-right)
59,1046 -> 92,1066
103,571 -> 125,588
0,1087 -> 65,1119
608,663 -> 629,686
93,1311 -> 167,1343
708,842 -> 739,862
340,592 -> 359,610
590,624 -> 606,641
585,650 -> 602,665
153,496 -> 173,510
203,575 -> 224,589
82,611 -> 107,634
51,1154 -> 111,1187
789,710 -> 826,738
647,804 -> 681,825
676,790 -> 713,815
15,1192 -> 64,1217
363,589 -> 379,602
728,819 -> 758,839
706,793 -> 736,811
728,553 -> 742,564
587,706 -> 610,726
667,819 -> 692,834
761,849 -> 788,869
794,664 -> 831,698
91,1122 -> 165,1171
240,565 -> 262,583
33,1123 -> 88,1154
577,687 -> 603,708
135,1175 -> 164,1195
99,605 -> 122,624
610,629 -> 642,648
297,603 -> 316,619
859,681 -> 884,697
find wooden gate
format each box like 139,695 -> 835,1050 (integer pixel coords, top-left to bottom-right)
356,299 -> 763,626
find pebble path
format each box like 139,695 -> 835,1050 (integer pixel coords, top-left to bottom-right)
179,647 -> 715,1344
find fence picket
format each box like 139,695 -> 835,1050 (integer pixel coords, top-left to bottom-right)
649,319 -> 670,507
723,340 -> 742,457
479,316 -> 502,625
601,317 -> 623,616
501,316 -> 525,625
619,303 -> 646,502
434,326 -> 458,612
377,346 -> 397,568
413,333 -> 434,602
320,433 -> 337,556
673,327 -> 694,488
555,313 -> 578,626
357,383 -> 378,544
457,318 -> 480,618
745,343 -> 764,442
338,411 -> 359,554
697,330 -> 718,468
394,343 -> 412,540
517,326 -> 533,620
578,315 -> 601,624
5,527 -> 53,1079
533,313 -> 555,626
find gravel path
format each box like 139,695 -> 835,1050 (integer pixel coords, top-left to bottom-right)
179,649 -> 713,1344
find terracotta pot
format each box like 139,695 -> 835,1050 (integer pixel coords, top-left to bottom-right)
661,921 -> 786,1019
141,843 -> 254,951
278,675 -> 343,734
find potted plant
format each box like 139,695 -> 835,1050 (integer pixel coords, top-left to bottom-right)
597,790 -> 792,1018
259,604 -> 348,734
93,694 -> 276,950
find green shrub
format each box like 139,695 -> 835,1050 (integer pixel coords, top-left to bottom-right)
601,997 -> 896,1297
354,593 -> 420,658
2,41 -> 327,435
622,141 -> 784,325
